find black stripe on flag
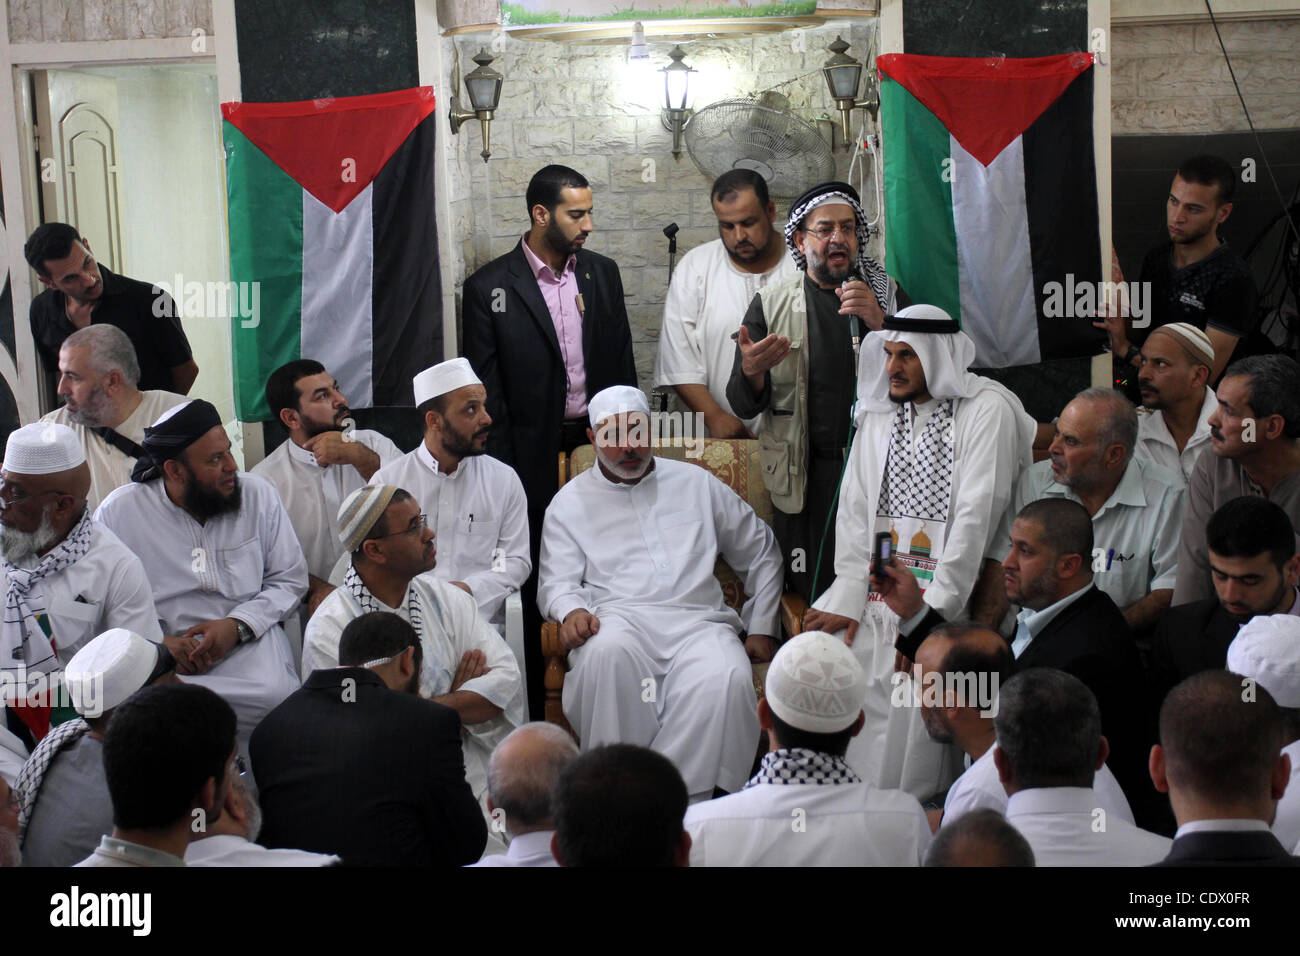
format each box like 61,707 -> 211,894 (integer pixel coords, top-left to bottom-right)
370,112 -> 442,407
1022,67 -> 1106,361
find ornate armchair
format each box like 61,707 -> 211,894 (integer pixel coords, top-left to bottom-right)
539,438 -> 809,733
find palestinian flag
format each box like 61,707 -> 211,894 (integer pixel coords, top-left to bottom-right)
878,53 -> 1101,368
222,87 -> 441,421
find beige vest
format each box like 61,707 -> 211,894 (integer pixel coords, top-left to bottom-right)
755,274 -> 810,514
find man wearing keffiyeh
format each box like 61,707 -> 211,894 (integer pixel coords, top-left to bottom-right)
726,181 -> 902,604
301,484 -> 523,852
0,423 -> 160,746
804,304 -> 1037,802
683,631 -> 931,866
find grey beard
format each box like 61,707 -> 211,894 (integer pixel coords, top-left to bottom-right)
65,385 -> 114,427
0,512 -> 60,564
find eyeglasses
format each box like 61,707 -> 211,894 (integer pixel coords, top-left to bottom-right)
804,223 -> 855,240
0,480 -> 66,505
371,514 -> 428,539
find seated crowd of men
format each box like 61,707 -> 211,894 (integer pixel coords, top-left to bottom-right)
1,156 -> 1297,868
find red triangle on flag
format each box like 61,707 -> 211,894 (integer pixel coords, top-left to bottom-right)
222,87 -> 436,213
877,53 -> 1092,167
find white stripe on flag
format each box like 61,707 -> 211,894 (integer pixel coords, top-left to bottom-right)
950,135 -> 1040,368
301,185 -> 374,407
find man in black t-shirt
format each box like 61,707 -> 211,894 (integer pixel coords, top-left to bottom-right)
1098,155 -> 1259,391
24,222 -> 198,396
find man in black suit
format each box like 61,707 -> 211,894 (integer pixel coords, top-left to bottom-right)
250,612 -> 486,866
877,498 -> 1159,829
1148,496 -> 1299,704
1151,670 -> 1299,866
461,164 -> 637,716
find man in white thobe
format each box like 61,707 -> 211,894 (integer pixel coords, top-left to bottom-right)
252,359 -> 401,616
996,668 -> 1171,866
804,305 -> 1036,800
1226,614 -> 1300,852
95,400 -> 307,752
370,358 -> 530,627
684,631 -> 930,865
40,324 -> 186,512
539,386 -> 783,800
1,424 -> 160,742
301,484 -> 523,838
1134,322 -> 1217,483
654,169 -> 798,438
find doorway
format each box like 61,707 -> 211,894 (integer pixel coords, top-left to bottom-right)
24,62 -> 239,462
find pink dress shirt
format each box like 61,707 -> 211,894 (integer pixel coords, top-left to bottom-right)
520,236 -> 587,419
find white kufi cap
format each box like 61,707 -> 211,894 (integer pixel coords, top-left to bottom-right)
765,631 -> 867,733
2,422 -> 85,475
587,386 -> 649,428
64,628 -> 162,718
413,358 -> 482,407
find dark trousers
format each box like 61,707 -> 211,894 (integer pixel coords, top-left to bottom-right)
772,454 -> 846,607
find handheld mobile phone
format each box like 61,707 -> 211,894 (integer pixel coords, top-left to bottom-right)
873,532 -> 892,573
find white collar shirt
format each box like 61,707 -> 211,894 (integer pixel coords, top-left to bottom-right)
184,833 -> 339,867
992,456 -> 1186,611
941,743 -> 1134,826
683,779 -> 931,867
1005,787 -> 1172,866
251,429 -> 401,581
1010,584 -> 1094,658
465,830 -> 557,867
1175,818 -> 1271,837
1134,386 -> 1216,484
76,835 -> 184,867
369,445 -> 531,625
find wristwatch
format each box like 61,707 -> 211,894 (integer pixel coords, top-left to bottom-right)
1124,343 -> 1142,366
232,618 -> 255,644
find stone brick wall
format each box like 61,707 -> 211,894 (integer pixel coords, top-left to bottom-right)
7,0 -> 211,43
1112,18 -> 1300,134
442,20 -> 880,391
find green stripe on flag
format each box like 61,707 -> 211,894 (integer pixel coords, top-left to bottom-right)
224,122 -> 303,421
880,80 -> 961,325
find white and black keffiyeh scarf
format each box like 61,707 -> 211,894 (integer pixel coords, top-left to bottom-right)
745,747 -> 862,787
877,399 -> 955,522
784,188 -> 891,313
1,510 -> 94,683
344,564 -> 424,638
15,716 -> 89,841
